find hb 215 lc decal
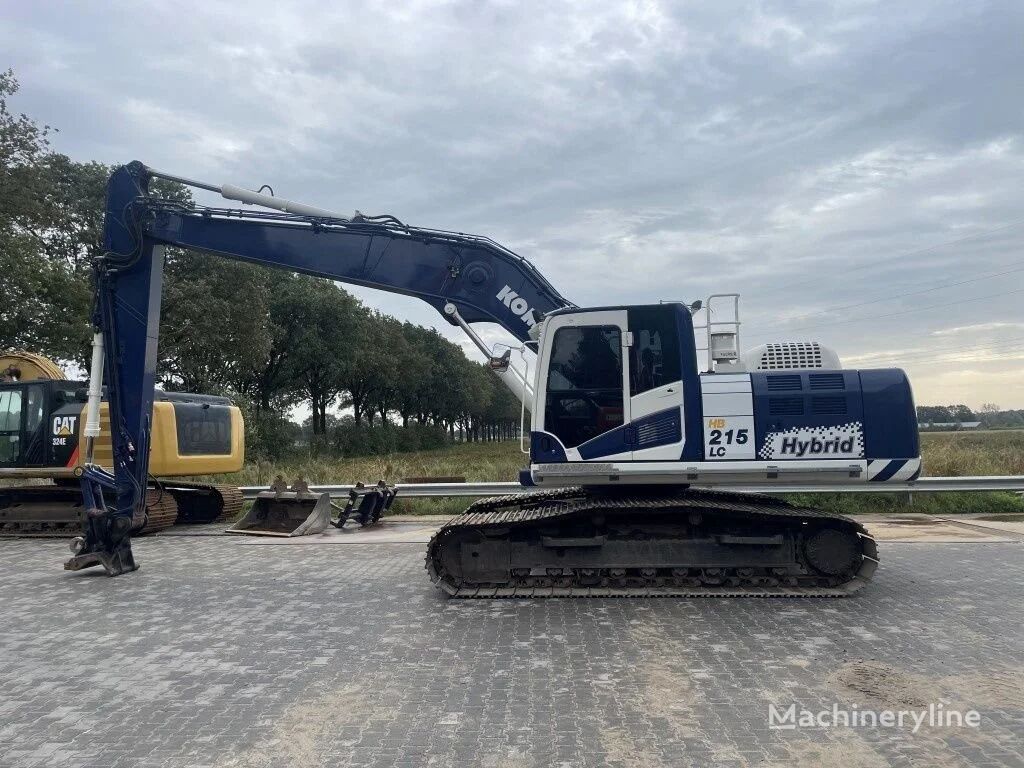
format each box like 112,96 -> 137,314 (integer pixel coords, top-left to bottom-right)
757,422 -> 865,460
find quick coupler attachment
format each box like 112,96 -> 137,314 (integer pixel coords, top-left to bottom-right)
64,507 -> 139,576
331,481 -> 396,529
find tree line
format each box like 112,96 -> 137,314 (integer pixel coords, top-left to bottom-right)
0,70 -> 522,459
916,404 -> 1024,430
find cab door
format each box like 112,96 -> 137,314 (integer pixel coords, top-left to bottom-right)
0,386 -> 25,467
627,306 -> 686,460
536,310 -> 631,461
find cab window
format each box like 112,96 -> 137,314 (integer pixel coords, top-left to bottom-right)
628,307 -> 682,396
20,385 -> 47,465
544,325 -> 624,448
0,389 -> 23,465
173,403 -> 233,456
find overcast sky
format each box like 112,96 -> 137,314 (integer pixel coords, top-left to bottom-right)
6,0 -> 1023,408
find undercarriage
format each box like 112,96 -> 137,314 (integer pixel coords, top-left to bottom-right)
0,482 -> 243,536
426,487 -> 877,597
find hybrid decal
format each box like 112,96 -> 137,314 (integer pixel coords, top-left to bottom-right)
496,285 -> 539,329
758,422 -> 865,460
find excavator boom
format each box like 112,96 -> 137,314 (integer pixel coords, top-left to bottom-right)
66,161 -> 574,573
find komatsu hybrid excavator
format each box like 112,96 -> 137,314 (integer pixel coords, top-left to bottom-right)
64,161 -> 920,596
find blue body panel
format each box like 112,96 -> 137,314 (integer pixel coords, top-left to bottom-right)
750,370 -> 865,457
748,368 -> 916,463
674,306 -> 704,461
859,369 -> 919,459
534,366 -> 918,468
531,431 -> 568,463
574,407 -> 682,460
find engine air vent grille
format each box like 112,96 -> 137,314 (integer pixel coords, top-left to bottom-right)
809,373 -> 845,390
811,396 -> 847,415
769,397 -> 804,416
755,342 -> 824,370
766,374 -> 803,392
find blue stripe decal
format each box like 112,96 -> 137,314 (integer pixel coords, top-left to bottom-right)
577,407 -> 682,460
871,460 -> 902,482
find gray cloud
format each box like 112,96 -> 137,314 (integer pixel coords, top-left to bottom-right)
6,0 -> 1023,406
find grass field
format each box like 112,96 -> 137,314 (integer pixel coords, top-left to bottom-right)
206,429 -> 1024,517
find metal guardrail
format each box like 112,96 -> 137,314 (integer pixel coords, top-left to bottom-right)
239,482 -> 520,499
239,476 -> 1024,500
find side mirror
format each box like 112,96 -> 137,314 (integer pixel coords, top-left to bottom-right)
488,349 -> 512,372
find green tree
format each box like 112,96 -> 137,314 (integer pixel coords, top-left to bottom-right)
0,69 -> 80,359
394,323 -> 435,428
160,251 -> 277,395
284,277 -> 362,435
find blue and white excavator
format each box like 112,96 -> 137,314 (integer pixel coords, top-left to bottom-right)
65,161 -> 920,596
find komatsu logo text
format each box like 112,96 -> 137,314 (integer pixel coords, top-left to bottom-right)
780,436 -> 856,457
496,285 -> 539,328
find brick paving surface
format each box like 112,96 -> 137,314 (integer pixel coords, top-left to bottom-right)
1,538 -> 1022,767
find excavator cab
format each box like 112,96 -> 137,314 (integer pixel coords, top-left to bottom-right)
0,379 -> 83,472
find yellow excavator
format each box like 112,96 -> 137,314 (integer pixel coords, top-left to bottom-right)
0,350 -> 245,534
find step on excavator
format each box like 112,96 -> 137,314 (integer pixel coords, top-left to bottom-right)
0,350 -> 245,535
64,161 -> 920,595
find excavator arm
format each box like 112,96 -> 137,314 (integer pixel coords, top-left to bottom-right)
65,161 -> 573,575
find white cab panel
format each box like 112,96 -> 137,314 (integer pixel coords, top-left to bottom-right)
700,373 -> 755,460
630,380 -> 685,461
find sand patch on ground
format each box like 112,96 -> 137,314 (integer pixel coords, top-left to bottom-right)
627,624 -> 701,739
599,726 -> 669,768
220,681 -> 389,768
943,668 -> 1024,709
764,733 -> 890,768
593,622 -> 706,766
830,659 -> 1024,711
829,660 -> 944,708
824,659 -> 1024,767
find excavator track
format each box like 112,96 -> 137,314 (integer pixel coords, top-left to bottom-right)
426,487 -> 877,598
0,485 -> 179,537
164,482 -> 245,524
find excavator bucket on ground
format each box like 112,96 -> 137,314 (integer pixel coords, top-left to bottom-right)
226,477 -> 332,537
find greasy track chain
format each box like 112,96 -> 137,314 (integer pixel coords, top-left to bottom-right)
426,488 -> 878,598
165,482 -> 245,524
0,485 -> 179,536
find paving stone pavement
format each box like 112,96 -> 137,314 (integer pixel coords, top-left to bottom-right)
0,537 -> 1022,768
